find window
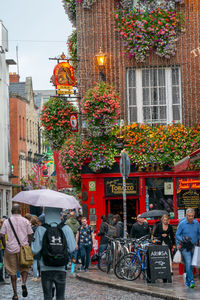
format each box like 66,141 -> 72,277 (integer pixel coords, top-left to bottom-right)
19,116 -> 22,139
127,67 -> 182,125
19,152 -> 26,178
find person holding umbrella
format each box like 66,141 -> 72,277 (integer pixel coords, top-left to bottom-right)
31,207 -> 76,300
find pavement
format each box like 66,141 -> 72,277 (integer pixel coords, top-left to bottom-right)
76,264 -> 200,300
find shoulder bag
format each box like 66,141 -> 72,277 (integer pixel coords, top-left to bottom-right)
8,218 -> 33,267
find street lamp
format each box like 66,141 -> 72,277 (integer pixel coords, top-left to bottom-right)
95,47 -> 106,82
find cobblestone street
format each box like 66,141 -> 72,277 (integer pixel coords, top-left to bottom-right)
0,273 -> 162,300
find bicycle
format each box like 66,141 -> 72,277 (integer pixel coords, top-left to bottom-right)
114,235 -> 158,281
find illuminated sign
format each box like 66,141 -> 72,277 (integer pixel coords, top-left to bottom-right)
53,62 -> 76,87
177,178 -> 200,190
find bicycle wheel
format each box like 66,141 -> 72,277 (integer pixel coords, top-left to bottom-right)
98,251 -> 107,272
106,249 -> 112,274
114,259 -> 124,279
117,252 -> 142,281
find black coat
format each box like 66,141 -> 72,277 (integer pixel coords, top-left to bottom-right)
154,223 -> 175,248
98,221 -> 108,245
130,222 -> 150,239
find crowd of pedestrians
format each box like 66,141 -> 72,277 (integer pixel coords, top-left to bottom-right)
1,205 -> 200,299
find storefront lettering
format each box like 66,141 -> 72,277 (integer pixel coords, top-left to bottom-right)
110,184 -> 135,193
178,178 -> 200,190
104,178 -> 139,196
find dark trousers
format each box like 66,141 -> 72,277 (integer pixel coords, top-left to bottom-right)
41,271 -> 66,300
0,250 -> 4,282
80,244 -> 91,269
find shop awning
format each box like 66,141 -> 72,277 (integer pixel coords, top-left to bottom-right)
174,148 -> 200,173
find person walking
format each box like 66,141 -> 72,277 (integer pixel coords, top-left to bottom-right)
31,216 -> 41,281
113,214 -> 124,238
130,214 -> 150,239
0,204 -> 33,300
31,207 -> 76,300
176,208 -> 200,288
154,214 -> 175,249
98,215 -> 108,256
65,210 -> 80,274
76,217 -> 95,272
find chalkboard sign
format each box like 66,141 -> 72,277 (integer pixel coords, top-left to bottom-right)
147,245 -> 172,283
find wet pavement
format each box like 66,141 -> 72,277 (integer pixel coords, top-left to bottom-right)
0,273 -> 162,300
0,264 -> 200,299
76,264 -> 200,300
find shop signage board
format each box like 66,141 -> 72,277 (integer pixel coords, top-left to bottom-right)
177,178 -> 200,214
147,245 -> 172,283
104,178 -> 138,197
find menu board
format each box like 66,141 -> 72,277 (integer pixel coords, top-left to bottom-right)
147,245 -> 171,283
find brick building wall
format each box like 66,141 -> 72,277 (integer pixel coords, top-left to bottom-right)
76,0 -> 200,126
10,95 -> 27,185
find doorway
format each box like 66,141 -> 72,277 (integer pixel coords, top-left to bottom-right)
107,198 -> 138,234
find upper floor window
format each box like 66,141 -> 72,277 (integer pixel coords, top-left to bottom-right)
127,67 -> 182,125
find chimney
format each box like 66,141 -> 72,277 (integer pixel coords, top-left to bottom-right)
9,72 -> 20,83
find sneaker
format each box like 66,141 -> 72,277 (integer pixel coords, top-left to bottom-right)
185,281 -> 190,287
84,268 -> 88,272
190,281 -> 195,288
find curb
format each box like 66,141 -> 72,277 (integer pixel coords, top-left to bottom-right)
76,273 -> 188,300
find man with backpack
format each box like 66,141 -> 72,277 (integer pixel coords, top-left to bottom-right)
31,207 -> 76,300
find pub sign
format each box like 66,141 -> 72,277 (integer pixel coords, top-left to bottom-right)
104,177 -> 139,197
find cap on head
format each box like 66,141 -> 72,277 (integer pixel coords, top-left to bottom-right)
137,214 -> 142,220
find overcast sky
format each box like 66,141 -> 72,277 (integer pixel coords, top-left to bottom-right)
0,0 -> 73,90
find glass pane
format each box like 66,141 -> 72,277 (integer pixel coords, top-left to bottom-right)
158,69 -> 165,86
142,69 -> 150,87
172,68 -> 179,85
173,105 -> 180,121
129,88 -> 136,106
129,107 -> 137,123
143,107 -> 151,121
151,88 -> 158,105
143,88 -> 150,105
160,106 -> 167,120
172,86 -> 180,104
152,106 -> 158,120
150,69 -> 157,87
159,87 -> 166,104
128,70 -> 136,87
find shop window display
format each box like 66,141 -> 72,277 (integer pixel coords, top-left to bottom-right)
145,178 -> 174,218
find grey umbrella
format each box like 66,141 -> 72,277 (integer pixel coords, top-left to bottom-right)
140,210 -> 168,218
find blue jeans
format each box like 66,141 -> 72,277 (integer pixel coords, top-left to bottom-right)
41,271 -> 66,300
80,244 -> 91,269
98,244 -> 107,256
182,249 -> 194,285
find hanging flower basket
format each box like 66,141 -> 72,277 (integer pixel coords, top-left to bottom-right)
81,81 -> 120,138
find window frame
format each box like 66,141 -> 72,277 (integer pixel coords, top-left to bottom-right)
126,67 -> 182,125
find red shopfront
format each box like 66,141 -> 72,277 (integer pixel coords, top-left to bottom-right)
81,161 -> 200,233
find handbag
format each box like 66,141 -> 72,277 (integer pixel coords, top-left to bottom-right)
8,219 -> 33,267
192,246 -> 200,268
173,249 -> 182,263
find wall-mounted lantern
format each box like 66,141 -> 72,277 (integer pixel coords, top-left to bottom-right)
95,47 -> 106,82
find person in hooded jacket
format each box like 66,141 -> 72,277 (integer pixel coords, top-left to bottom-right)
113,214 -> 124,238
98,215 -> 108,256
65,211 -> 80,275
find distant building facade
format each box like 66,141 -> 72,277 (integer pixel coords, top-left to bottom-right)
0,20 -> 13,217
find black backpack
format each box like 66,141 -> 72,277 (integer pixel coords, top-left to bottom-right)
41,223 -> 68,267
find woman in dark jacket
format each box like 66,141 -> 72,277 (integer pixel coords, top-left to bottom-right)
154,214 -> 175,250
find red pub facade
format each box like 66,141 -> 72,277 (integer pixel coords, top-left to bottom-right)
81,159 -> 200,233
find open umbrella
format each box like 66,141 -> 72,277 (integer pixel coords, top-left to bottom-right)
12,189 -> 81,210
140,210 -> 168,218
